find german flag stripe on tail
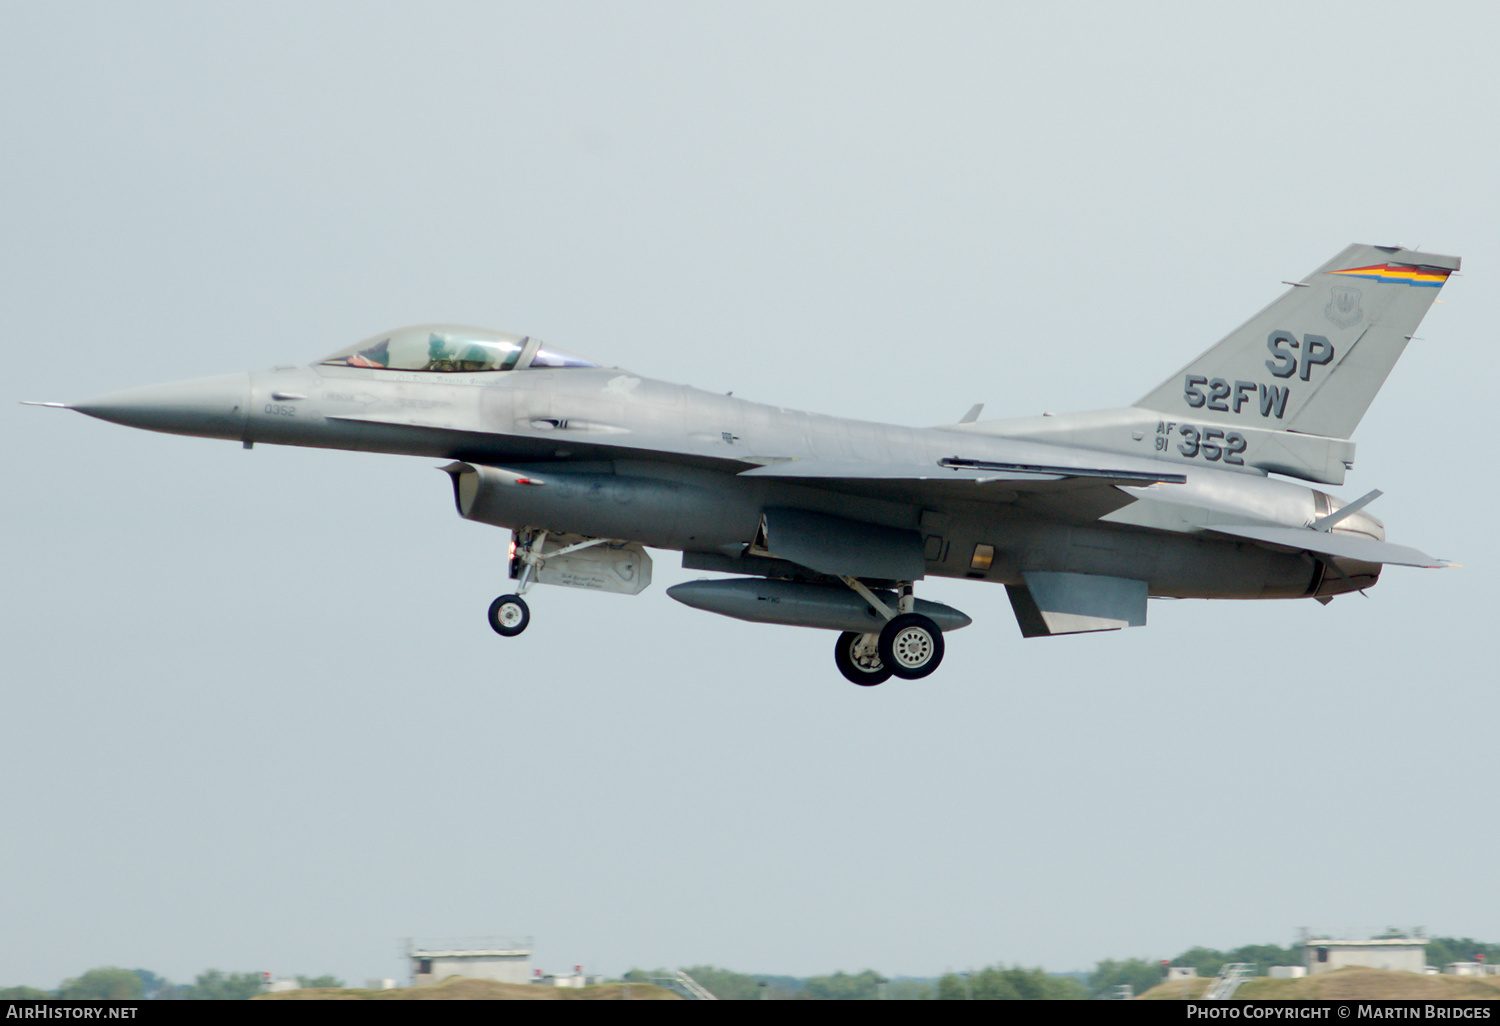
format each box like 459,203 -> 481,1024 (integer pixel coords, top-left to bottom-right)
1329,263 -> 1451,287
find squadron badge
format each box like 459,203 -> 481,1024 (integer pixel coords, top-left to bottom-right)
1326,285 -> 1363,328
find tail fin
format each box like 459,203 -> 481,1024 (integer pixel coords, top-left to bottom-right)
1135,244 -> 1459,439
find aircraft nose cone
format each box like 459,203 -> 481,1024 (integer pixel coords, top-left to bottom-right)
72,372 -> 251,441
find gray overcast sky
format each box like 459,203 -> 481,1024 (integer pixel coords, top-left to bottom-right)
3,0 -> 1497,989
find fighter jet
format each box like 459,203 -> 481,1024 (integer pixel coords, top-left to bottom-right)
31,244 -> 1454,684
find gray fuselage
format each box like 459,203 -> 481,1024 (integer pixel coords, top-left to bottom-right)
128,361 -> 1365,602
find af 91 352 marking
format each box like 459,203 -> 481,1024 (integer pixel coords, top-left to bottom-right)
1155,420 -> 1246,465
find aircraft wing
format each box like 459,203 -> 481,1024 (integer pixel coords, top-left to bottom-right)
737,458 -> 1186,523
738,457 -> 1185,486
1205,523 -> 1448,568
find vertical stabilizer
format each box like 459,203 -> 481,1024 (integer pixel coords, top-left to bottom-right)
1135,245 -> 1458,439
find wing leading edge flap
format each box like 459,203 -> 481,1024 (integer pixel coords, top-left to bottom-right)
738,459 -> 1184,524
738,458 -> 1185,487
1206,523 -> 1447,568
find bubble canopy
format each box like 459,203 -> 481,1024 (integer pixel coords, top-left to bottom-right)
319,325 -> 599,373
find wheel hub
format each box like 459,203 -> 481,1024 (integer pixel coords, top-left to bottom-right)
889,627 -> 934,668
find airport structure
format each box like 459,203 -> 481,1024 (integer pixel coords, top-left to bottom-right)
536,967 -> 606,988
406,937 -> 533,986
1303,937 -> 1428,975
1444,962 -> 1499,976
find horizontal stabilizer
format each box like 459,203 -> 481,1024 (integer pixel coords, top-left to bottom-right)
1206,523 -> 1446,568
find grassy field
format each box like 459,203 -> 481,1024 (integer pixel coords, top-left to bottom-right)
1140,967 -> 1500,1001
254,977 -> 682,1000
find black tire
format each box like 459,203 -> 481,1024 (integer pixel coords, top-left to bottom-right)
877,613 -> 943,679
487,594 -> 530,637
834,631 -> 891,686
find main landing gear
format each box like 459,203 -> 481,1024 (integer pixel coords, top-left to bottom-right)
832,578 -> 945,686
834,631 -> 889,686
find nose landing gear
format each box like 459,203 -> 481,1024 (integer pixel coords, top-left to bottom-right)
487,527 -> 651,638
486,527 -> 548,638
488,594 -> 531,636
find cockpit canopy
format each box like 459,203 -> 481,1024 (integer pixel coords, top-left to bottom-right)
319,325 -> 600,373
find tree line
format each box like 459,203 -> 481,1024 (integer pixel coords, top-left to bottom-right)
13,937 -> 1496,1001
631,935 -> 1500,1000
0,967 -> 344,1000
624,964 -> 1085,999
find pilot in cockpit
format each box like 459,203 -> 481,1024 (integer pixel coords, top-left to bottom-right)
321,326 -> 598,373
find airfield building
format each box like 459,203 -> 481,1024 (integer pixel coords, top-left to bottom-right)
1303,938 -> 1428,975
407,937 -> 533,986
1445,963 -> 1498,976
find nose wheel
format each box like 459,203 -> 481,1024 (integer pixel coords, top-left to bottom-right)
488,594 -> 530,637
488,527 -> 545,638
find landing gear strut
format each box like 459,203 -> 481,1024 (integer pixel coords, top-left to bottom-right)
488,527 -> 627,638
833,577 -> 946,684
487,527 -> 549,638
